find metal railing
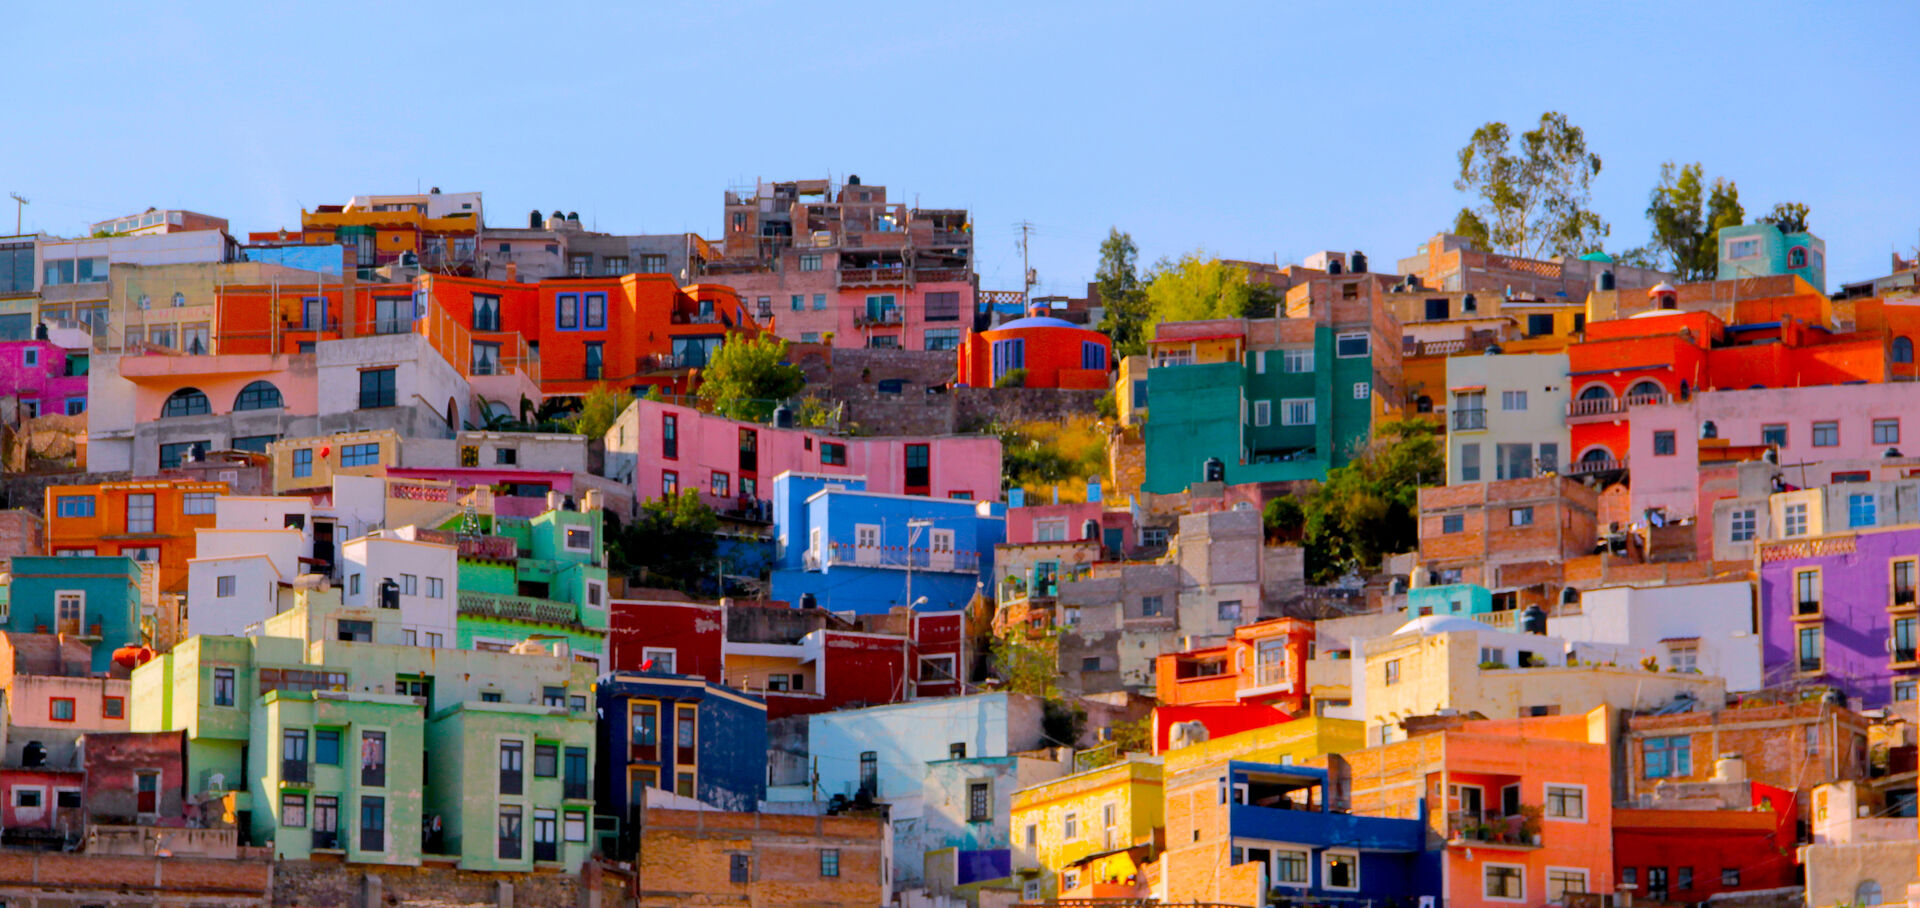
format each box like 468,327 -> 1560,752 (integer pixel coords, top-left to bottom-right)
1251,661 -> 1290,687
1447,810 -> 1541,846
1566,456 -> 1627,475
458,591 -> 582,627
819,543 -> 980,573
1452,409 -> 1487,430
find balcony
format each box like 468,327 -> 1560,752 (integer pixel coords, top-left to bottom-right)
459,591 -> 583,628
311,829 -> 340,851
412,527 -> 519,561
1566,456 -> 1628,476
819,543 -> 981,573
1896,648 -> 1917,664
1895,587 -> 1916,608
1452,409 -> 1487,431
1251,661 -> 1291,688
1796,599 -> 1822,617
856,309 -> 905,329
838,267 -> 910,289
1446,809 -> 1542,849
1800,658 -> 1823,673
283,759 -> 309,785
915,267 -> 970,284
1566,392 -> 1667,423
564,780 -> 590,801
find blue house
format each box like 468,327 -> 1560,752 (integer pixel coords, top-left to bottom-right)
1718,221 -> 1826,292
1405,583 -> 1493,619
595,672 -> 768,852
2,556 -> 142,673
1171,761 -> 1439,903
771,472 -> 1005,614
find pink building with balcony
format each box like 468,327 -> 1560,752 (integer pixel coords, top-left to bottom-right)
1628,383 -> 1920,521
0,337 -> 90,421
606,397 -> 1003,512
1003,496 -> 1141,559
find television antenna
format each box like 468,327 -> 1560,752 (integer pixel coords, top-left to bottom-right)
8,193 -> 27,235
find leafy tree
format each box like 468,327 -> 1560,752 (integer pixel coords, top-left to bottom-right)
695,332 -> 804,422
1644,161 -> 1744,281
1759,201 -> 1811,234
1300,419 -> 1444,583
612,489 -> 720,593
991,634 -> 1057,697
1143,254 -> 1264,324
994,368 -> 1028,389
564,383 -> 628,440
1094,228 -> 1150,357
1453,112 -> 1608,259
1451,208 -> 1493,251
1262,495 -> 1305,542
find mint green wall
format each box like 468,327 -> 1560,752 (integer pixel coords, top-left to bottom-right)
252,692 -> 425,864
424,704 -> 597,871
455,616 -> 605,660
458,560 -> 519,596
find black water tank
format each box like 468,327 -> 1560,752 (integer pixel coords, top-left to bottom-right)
379,577 -> 400,609
799,593 -> 817,609
34,322 -> 48,341
1462,293 -> 1477,312
1082,519 -> 1099,540
530,209 -> 542,229
1203,457 -> 1225,483
773,405 -> 794,428
1350,251 -> 1368,274
568,212 -> 580,222
848,175 -> 862,186
1520,605 -> 1547,635
1327,259 -> 1343,275
1597,269 -> 1615,291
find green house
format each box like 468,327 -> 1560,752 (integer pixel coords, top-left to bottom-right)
443,506 -> 609,667
425,701 -> 597,871
254,689 -> 425,863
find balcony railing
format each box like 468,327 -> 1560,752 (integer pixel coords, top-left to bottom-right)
1452,409 -> 1487,431
1797,599 -> 1822,616
819,543 -> 981,573
312,829 -> 340,850
283,759 -> 309,784
1566,456 -> 1628,476
915,267 -> 970,283
412,527 -> 519,561
1447,810 -> 1541,847
1896,648 -> 1917,664
458,591 -> 582,627
1251,661 -> 1290,688
1567,393 -> 1668,419
838,267 -> 909,288
1800,658 -> 1823,673
1895,588 -> 1916,607
564,780 -> 590,801
856,309 -> 905,328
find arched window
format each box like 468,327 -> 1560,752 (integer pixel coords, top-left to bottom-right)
136,294 -> 151,310
1627,380 -> 1664,401
1894,336 -> 1914,364
1578,385 -> 1614,401
1855,880 -> 1882,907
162,387 -> 210,418
233,381 -> 283,411
1415,395 -> 1433,414
1788,246 -> 1808,269
1580,448 -> 1614,464
170,292 -> 185,307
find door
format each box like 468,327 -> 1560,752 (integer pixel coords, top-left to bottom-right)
1457,784 -> 1484,823
738,429 -> 759,476
313,520 -> 336,577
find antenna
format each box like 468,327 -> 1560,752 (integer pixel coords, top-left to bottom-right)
9,193 -> 28,235
1015,220 -> 1035,303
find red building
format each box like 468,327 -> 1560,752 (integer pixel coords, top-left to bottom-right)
1613,781 -> 1798,901
956,311 -> 1114,389
1150,617 -> 1313,751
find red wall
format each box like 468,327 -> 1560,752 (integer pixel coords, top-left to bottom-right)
1613,783 -> 1798,900
911,613 -> 967,699
1152,703 -> 1292,754
607,599 -> 726,682
957,322 -> 1114,389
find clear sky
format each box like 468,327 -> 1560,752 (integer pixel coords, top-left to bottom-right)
5,1 -> 1916,296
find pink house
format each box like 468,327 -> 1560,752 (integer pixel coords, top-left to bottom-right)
1629,383 -> 1920,521
1004,500 -> 1141,558
0,338 -> 89,420
607,397 -> 1003,511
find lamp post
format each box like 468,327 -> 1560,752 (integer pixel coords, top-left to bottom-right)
906,518 -> 934,610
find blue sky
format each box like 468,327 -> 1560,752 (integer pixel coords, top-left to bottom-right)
5,1 -> 1916,295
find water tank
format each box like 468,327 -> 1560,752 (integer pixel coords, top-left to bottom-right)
799,593 -> 818,609
1560,586 -> 1580,607
772,405 -> 794,429
1082,519 -> 1100,540
1520,605 -> 1547,635
1462,293 -> 1477,312
568,212 -> 580,222
529,209 -> 542,229
34,322 -> 48,341
1700,420 -> 1719,440
1713,753 -> 1747,783
1203,457 -> 1225,483
1087,478 -> 1103,503
1350,251 -> 1368,274
1009,488 -> 1027,508
848,175 -> 862,186
1597,269 -> 1615,292
1327,259 -> 1343,276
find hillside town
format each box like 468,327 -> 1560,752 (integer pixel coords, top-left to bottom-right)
0,159 -> 1916,908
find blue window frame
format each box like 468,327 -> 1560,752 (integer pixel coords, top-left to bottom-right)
992,338 -> 1026,381
341,443 -> 381,467
1082,342 -> 1107,371
1644,735 -> 1691,779
55,495 -> 95,518
812,294 -> 828,311
293,448 -> 314,478
556,293 -> 579,330
1849,493 -> 1877,528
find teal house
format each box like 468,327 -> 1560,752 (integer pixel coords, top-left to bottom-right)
1718,222 -> 1825,292
1142,316 -> 1380,494
2,556 -> 143,673
1405,583 -> 1492,618
425,501 -> 609,669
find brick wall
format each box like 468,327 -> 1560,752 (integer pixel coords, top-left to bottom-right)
0,851 -> 270,904
637,808 -> 887,908
272,859 -> 598,907
0,509 -> 43,558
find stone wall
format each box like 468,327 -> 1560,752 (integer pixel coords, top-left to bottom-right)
0,468 -> 132,513
0,851 -> 271,905
0,509 -> 43,558
272,859 -> 625,908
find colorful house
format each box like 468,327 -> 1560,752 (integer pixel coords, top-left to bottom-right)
43,479 -> 225,594
595,671 -> 768,849
0,329 -> 89,420
770,472 -> 1004,615
921,753 -> 1066,894
1719,221 -> 1826,292
1444,352 -> 1571,483
1613,780 -> 1798,903
0,557 -> 143,674
1757,524 -> 1920,707
436,502 -> 611,669
292,190 -> 483,276
955,310 -> 1113,389
0,634 -> 131,848
1009,755 -> 1162,899
1153,617 -> 1314,749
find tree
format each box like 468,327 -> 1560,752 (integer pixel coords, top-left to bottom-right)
1094,228 -> 1150,357
1454,112 -> 1609,259
1142,254 -> 1262,325
1645,161 -> 1742,281
612,489 -> 720,593
991,634 -> 1057,698
1262,495 -> 1305,542
1299,419 -> 1444,583
695,331 -> 804,422
564,383 -> 628,440
1451,209 -> 1492,252
1759,202 -> 1811,234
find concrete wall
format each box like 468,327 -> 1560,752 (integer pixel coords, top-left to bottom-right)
1801,840 -> 1917,908
1550,581 -> 1763,691
1445,352 -> 1571,484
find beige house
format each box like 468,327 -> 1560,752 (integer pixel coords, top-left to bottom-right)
1443,351 -> 1571,485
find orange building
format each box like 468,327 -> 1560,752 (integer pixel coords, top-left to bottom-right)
43,479 -> 227,594
1152,617 -> 1314,750
1331,711 -> 1616,908
955,310 -> 1114,389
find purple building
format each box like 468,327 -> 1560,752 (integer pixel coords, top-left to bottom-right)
0,337 -> 88,420
1759,525 -> 1919,708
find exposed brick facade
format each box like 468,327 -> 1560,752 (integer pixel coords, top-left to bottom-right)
637,807 -> 887,907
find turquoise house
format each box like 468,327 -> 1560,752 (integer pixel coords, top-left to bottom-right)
1405,583 -> 1492,618
3,556 -> 143,673
1718,222 -> 1825,292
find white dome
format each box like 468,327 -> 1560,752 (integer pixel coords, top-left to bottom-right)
1393,614 -> 1489,636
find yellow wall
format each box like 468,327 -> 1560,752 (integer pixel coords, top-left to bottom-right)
1010,757 -> 1163,896
1116,355 -> 1148,427
1161,715 -> 1365,777
269,429 -> 403,492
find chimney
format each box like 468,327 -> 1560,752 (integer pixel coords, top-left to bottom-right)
506,262 -> 518,283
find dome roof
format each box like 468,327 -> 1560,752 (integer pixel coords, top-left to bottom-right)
1648,282 -> 1677,296
1393,614 -> 1491,636
1578,251 -> 1614,263
995,316 -> 1089,331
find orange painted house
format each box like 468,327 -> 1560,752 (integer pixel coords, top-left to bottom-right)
955,311 -> 1114,389
43,479 -> 228,594
1152,617 -> 1314,750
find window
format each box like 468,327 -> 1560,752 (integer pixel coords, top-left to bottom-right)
968,781 -> 991,821
230,380 -> 284,413
1872,418 -> 1901,445
1252,400 -> 1271,427
316,729 -> 340,765
1811,421 -> 1839,447
1756,423 -> 1788,448
1501,390 -> 1528,411
1335,332 -> 1370,358
1726,238 -> 1760,260
796,253 -> 823,272
565,811 -> 588,843
926,291 -> 961,322
493,446 -> 518,466
1850,493 -> 1878,528
1082,341 -> 1108,370
358,368 -> 396,409
498,805 -> 523,860
159,441 -> 209,469
216,575 -> 236,598
293,447 -> 314,478
55,495 -> 95,518
1722,867 -> 1740,887
499,741 -> 524,795
213,667 -> 236,707
426,576 -> 444,599
661,471 -> 678,496
232,434 -> 276,453
1647,866 -> 1669,900
820,442 -> 847,466
1784,503 -> 1809,537
1459,442 -> 1481,482
1795,568 -> 1822,615
361,730 -> 387,786
730,853 -> 750,884
1442,514 -> 1464,534
336,619 -> 372,642
1547,869 -> 1588,904
583,341 -> 603,379
1896,559 -> 1917,605
1385,659 -> 1401,685
1217,600 -> 1242,622
711,472 -> 729,497
180,491 -> 218,516
1896,338 -> 1916,365
1730,509 -> 1757,542
1485,864 -> 1525,901
1653,431 -> 1676,456
1799,625 -> 1824,672
1526,313 -> 1555,337
1281,398 -> 1315,426
812,293 -> 828,310
1282,348 -> 1314,373
1896,680 -> 1916,702
51,697 -> 75,721
1264,849 -> 1308,885
65,397 -> 85,416
819,848 -> 841,878
162,387 -> 210,417
342,443 -> 380,466
1510,506 -> 1534,527
1668,641 -> 1699,673
1545,785 -> 1585,819
1323,852 -> 1358,890
103,696 -> 124,719
1063,811 -> 1079,840
1644,735 -> 1691,778
281,792 -> 308,827
905,444 -> 930,489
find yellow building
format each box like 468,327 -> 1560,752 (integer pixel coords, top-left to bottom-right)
1010,755 -> 1163,898
1161,715 -> 1365,777
1115,355 -> 1148,427
268,429 -> 404,493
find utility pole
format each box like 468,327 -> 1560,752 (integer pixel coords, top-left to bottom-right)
1015,220 -> 1035,304
8,193 -> 27,235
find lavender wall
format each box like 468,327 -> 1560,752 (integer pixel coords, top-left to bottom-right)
1759,526 -> 1919,708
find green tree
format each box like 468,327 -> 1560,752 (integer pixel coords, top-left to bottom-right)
613,489 -> 721,593
1143,254 -> 1262,324
1262,495 -> 1305,542
991,634 -> 1057,698
1451,208 -> 1493,251
564,383 -> 628,440
1644,161 -> 1743,281
1094,228 -> 1150,356
1759,201 -> 1811,234
1300,419 -> 1444,582
695,332 -> 804,422
1454,111 -> 1609,259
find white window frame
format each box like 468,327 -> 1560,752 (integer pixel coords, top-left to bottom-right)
1063,810 -> 1078,840
426,576 -> 444,599
1281,398 -> 1315,426
641,647 -> 677,674
216,575 -> 236,598
1034,519 -> 1067,543
1502,390 -> 1528,411
1353,382 -> 1370,400
1484,861 -> 1527,902
1321,849 -> 1360,892
1546,866 -> 1590,905
1729,508 -> 1757,542
1253,400 -> 1271,427
919,653 -> 957,683
1543,783 -> 1587,821
1271,846 -> 1311,887
855,524 -> 881,548
1725,237 -> 1761,260
1334,332 -> 1370,358
1282,348 -> 1314,373
1253,351 -> 1266,374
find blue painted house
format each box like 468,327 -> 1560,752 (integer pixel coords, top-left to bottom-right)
771,472 -> 1005,614
2,556 -> 142,673
1405,583 -> 1494,618
595,672 -> 768,852
1166,761 -> 1439,904
1717,222 -> 1825,292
